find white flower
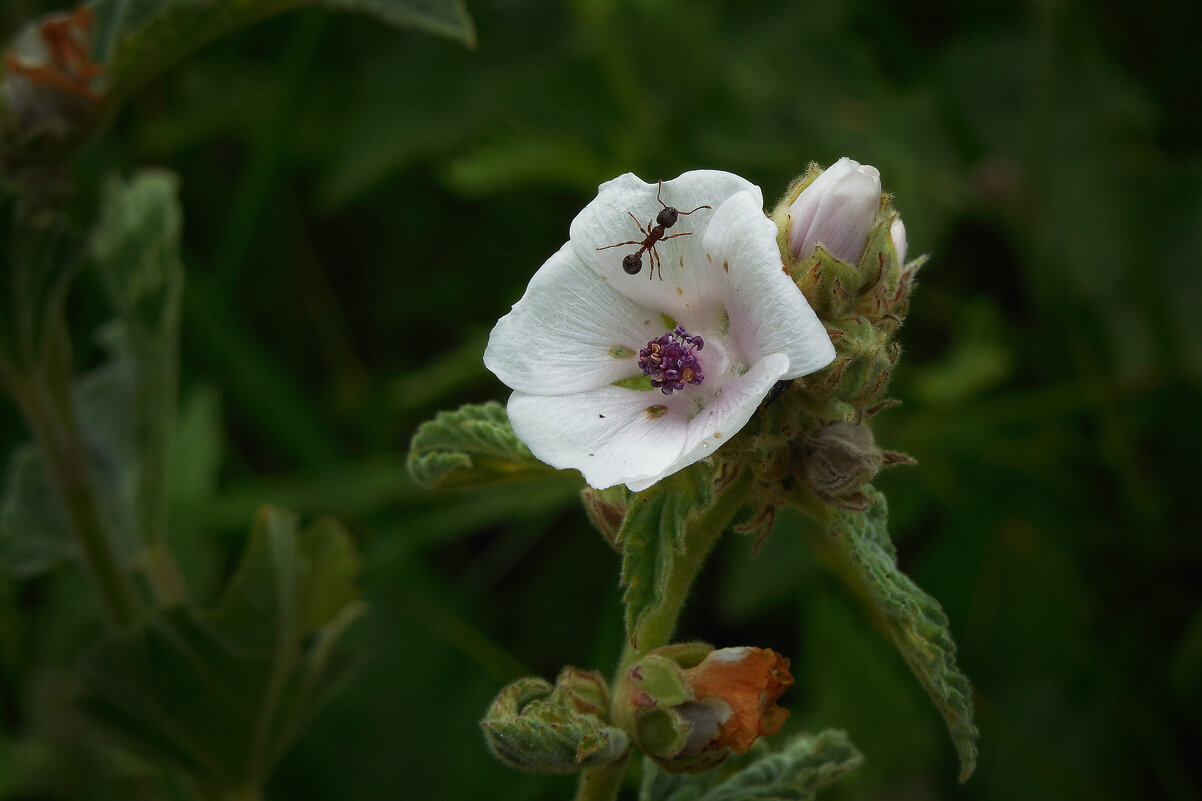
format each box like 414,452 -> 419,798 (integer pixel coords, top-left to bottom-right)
484,171 -> 835,491
787,157 -> 882,265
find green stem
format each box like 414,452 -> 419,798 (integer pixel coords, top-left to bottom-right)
573,468 -> 754,801
573,754 -> 630,801
9,374 -> 139,627
628,469 -> 753,660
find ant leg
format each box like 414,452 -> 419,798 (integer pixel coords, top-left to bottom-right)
649,246 -> 663,280
660,231 -> 693,241
596,240 -> 643,251
628,211 -> 650,238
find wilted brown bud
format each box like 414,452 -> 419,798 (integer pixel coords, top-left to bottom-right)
796,421 -> 914,510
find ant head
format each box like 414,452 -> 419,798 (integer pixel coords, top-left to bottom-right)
622,253 -> 643,275
656,206 -> 679,228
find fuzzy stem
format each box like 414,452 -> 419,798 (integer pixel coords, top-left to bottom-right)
573,468 -> 753,801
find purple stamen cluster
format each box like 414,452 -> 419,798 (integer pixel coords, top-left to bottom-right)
639,325 -> 705,395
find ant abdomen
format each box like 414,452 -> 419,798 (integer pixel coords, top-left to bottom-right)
622,253 -> 642,275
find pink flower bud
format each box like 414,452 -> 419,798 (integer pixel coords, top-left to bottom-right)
890,217 -> 907,266
787,157 -> 882,265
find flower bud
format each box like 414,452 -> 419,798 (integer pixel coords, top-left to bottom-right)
890,217 -> 907,266
2,8 -> 105,167
613,643 -> 792,773
785,157 -> 882,265
795,421 -> 914,510
481,669 -> 628,773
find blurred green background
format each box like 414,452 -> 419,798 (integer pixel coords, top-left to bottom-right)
2,0 -> 1200,798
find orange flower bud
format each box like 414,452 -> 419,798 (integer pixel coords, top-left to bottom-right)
613,643 -> 794,773
680,646 -> 793,754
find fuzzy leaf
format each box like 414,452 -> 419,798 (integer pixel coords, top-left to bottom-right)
91,0 -> 474,102
639,729 -> 864,801
407,402 -> 557,489
618,468 -> 711,651
481,676 -> 628,773
829,488 -> 979,780
80,507 -> 364,794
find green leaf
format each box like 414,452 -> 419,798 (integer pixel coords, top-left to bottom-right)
90,170 -> 184,550
90,170 -> 183,339
827,488 -> 979,781
168,385 -> 225,509
80,507 -> 364,793
407,401 -> 558,489
324,0 -> 475,46
639,729 -> 864,801
91,0 -> 474,102
617,469 -> 711,651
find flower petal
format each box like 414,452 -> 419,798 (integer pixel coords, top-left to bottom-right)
569,171 -> 759,318
787,156 -> 882,264
507,387 -> 690,490
626,353 -> 790,492
890,216 -> 907,266
703,192 -> 835,378
484,244 -> 669,395
682,647 -> 793,755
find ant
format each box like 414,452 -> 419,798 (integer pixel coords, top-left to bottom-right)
595,181 -> 711,280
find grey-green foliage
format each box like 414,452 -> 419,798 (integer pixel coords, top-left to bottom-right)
90,170 -> 183,550
0,170 -> 181,579
617,468 -> 711,651
0,336 -> 141,577
407,401 -> 558,489
639,729 -> 864,801
80,507 -> 365,794
90,0 -> 474,102
830,488 -> 979,780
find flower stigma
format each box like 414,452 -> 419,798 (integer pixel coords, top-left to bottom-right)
639,325 -> 705,395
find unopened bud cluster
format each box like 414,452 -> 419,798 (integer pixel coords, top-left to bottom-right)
481,666 -> 628,773
723,158 -> 920,531
771,157 -> 919,421
480,642 -> 796,777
